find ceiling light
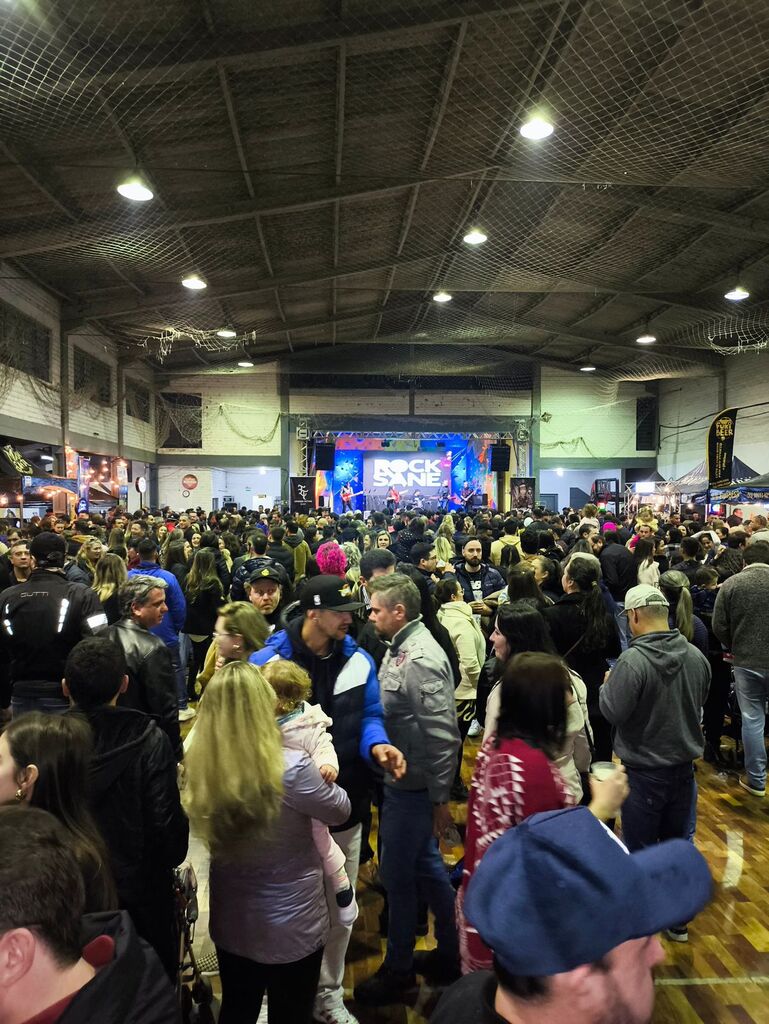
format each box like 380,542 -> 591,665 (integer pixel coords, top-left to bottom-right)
579,365 -> 596,372
237,360 -> 254,368
636,333 -> 657,345
724,285 -> 749,301
432,290 -> 452,303
181,275 -> 207,290
116,177 -> 154,202
217,328 -> 237,339
463,228 -> 487,246
520,116 -> 554,140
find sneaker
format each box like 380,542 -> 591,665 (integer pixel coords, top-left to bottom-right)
178,706 -> 197,722
739,777 -> 766,797
353,965 -> 416,1006
664,927 -> 689,943
196,949 -> 219,976
313,1006 -> 360,1024
467,719 -> 482,738
412,949 -> 461,985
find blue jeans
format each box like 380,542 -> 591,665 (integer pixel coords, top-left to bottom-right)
622,763 -> 695,852
379,787 -> 459,972
168,642 -> 188,710
733,666 -> 769,790
11,695 -> 68,718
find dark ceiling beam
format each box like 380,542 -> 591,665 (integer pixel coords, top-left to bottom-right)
218,65 -> 256,200
48,1 -> 559,90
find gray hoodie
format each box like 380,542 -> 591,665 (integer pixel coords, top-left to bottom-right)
599,629 -> 710,768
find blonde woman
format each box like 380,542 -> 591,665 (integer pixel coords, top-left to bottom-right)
183,662 -> 350,1024
196,600 -> 269,691
70,536 -> 104,586
342,541 -> 361,585
92,551 -> 128,624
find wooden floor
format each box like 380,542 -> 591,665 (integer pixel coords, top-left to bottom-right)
187,723 -> 769,1023
342,736 -> 769,1024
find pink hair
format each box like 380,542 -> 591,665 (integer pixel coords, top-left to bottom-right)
316,541 -> 347,578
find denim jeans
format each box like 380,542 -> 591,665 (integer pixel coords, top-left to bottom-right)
379,787 -> 459,972
168,642 -> 188,710
11,695 -> 69,718
733,666 -> 769,790
622,762 -> 695,852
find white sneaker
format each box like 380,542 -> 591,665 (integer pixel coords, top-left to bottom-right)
313,1005 -> 360,1024
178,707 -> 197,722
467,718 -> 482,738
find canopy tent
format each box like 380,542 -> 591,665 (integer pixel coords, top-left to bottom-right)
672,457 -> 760,495
699,472 -> 769,505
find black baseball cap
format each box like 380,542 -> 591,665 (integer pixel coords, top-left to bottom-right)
29,531 -> 66,567
299,575 -> 364,612
247,565 -> 283,585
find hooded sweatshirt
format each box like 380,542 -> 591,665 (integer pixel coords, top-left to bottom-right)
599,629 -> 710,768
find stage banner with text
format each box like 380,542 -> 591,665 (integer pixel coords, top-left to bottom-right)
290,476 -> 316,514
707,408 -> 738,489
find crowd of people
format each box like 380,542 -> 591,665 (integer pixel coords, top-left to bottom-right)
0,496 -> 766,1024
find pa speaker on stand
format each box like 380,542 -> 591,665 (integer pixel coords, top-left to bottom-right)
489,444 -> 511,473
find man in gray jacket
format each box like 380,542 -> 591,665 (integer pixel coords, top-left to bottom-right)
599,584 -> 710,940
354,573 -> 460,1006
713,540 -> 769,797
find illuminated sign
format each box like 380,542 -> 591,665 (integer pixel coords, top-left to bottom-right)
371,457 -> 444,489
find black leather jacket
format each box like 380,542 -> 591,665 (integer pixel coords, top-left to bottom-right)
0,568 -> 108,698
84,706 -> 189,909
105,618 -> 182,760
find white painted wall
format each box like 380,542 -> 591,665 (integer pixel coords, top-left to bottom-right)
68,330 -> 120,445
0,260 -> 61,439
123,366 -> 156,456
658,354 -> 769,481
157,465 -> 213,511
211,467 -> 281,509
290,389 -> 409,416
540,369 -> 656,460
539,467 -> 622,512
158,368 -> 281,457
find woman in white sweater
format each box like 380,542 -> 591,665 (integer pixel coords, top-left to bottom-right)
435,577 -> 487,799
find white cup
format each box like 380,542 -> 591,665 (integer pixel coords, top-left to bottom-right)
590,761 -> 617,782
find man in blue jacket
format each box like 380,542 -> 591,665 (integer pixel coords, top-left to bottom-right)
251,575 -> 405,1024
128,538 -> 191,721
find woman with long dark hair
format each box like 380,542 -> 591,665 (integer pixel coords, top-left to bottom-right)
499,564 -> 550,610
634,537 -> 660,587
458,652 -> 627,974
162,540 -> 190,587
185,548 -> 225,700
0,712 -> 117,912
544,553 -> 621,761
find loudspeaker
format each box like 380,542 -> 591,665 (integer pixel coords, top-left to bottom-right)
315,444 -> 336,471
489,444 -> 511,473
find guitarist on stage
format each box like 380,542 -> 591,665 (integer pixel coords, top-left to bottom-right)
386,485 -> 401,514
460,481 -> 478,513
340,481 -> 354,512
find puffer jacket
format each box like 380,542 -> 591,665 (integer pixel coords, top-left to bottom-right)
105,618 -> 182,761
436,600 -> 487,700
379,618 -> 460,804
84,705 -> 189,908
0,568 -> 108,699
209,749 -> 350,964
251,617 -> 389,829
57,911 -> 179,1024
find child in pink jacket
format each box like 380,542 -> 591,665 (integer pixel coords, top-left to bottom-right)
261,659 -> 357,926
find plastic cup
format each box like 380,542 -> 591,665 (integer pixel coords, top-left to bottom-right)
590,761 -> 617,782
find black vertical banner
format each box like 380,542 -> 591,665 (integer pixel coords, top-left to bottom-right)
290,476 -> 316,514
706,408 -> 738,489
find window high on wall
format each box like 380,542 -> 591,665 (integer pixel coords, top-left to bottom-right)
125,381 -> 152,423
73,347 -> 112,406
0,299 -> 51,381
159,392 -> 202,448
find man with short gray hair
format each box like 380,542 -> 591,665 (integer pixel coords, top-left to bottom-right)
354,573 -> 461,1006
105,575 -> 181,760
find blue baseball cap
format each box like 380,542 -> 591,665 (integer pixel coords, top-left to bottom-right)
465,806 -> 712,976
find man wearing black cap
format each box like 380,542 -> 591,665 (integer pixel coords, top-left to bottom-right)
432,806 -> 712,1024
251,575 -> 405,1024
0,531 -> 108,717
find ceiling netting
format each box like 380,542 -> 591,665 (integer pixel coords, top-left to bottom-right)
1,0 -> 769,377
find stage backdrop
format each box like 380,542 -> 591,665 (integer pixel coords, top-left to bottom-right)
316,435 -> 498,512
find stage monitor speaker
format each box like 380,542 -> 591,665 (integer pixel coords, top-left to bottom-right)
482,493 -> 490,506
315,444 -> 336,471
489,444 -> 511,473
